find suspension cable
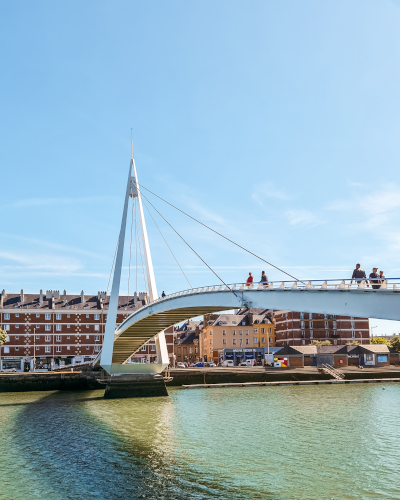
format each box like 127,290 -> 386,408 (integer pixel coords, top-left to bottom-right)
134,200 -> 148,295
142,197 -> 193,289
136,187 -> 241,302
133,180 -> 301,282
127,188 -> 134,297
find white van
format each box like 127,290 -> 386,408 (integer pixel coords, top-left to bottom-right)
239,359 -> 254,367
222,360 -> 234,367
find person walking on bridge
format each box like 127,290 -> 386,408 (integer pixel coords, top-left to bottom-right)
369,267 -> 381,289
260,271 -> 268,284
379,270 -> 386,283
246,272 -> 253,286
351,263 -> 367,285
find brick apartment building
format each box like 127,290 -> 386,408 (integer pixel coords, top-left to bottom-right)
274,311 -> 370,346
174,320 -> 202,364
0,289 -> 174,371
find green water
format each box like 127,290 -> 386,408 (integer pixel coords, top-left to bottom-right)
0,385 -> 399,500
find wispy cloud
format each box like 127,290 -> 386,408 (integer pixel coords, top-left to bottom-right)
285,209 -> 322,227
252,182 -> 292,206
2,195 -> 116,209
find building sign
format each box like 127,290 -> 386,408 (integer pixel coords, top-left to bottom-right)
232,349 -> 255,352
348,354 -> 359,358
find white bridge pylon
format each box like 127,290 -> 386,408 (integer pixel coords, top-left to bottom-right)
100,158 -> 169,375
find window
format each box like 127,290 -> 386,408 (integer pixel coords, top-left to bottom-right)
4,325 -> 10,331
141,346 -> 146,351
45,336 -> 51,341
301,330 -> 305,338
261,328 -> 265,334
67,324 -> 70,329
302,339 -> 305,345
239,329 -> 243,335
195,347 -> 198,354
151,344 -> 156,351
94,335 -> 100,341
223,339 -> 226,345
67,336 -> 70,339
36,335 -> 40,339
245,339 -> 249,345
209,330 -> 212,336
67,346 -> 70,350
352,330 -> 355,338
95,314 -> 100,320
56,346 -> 61,353
351,320 -> 355,329
86,325 -> 89,329
325,331 -> 329,338
67,314 -> 70,318
15,324 -> 19,329
325,321 -> 329,329
254,328 -> 258,333
15,347 -> 19,351
45,325 -> 51,331
86,347 -> 89,350
324,314 -> 327,320
232,330 -> 236,335
36,314 -> 40,318
301,321 -> 305,329
209,348 -> 213,354
300,312 -> 304,320
56,324 -> 61,331
222,329 -> 226,335
254,337 -> 258,344
232,339 -> 236,345
3,347 -> 9,353
309,313 -> 313,319
94,345 -> 100,352
209,339 -> 213,345
15,313 -> 19,318
36,346 -> 40,351
189,347 -> 193,354
285,313 -> 288,321
261,337 -> 265,343
309,321 -> 313,329
333,321 -> 337,329
45,346 -> 51,353
45,314 -> 51,320
310,330 -> 313,339
15,335 -> 19,340
86,335 -> 89,339
56,314 -> 61,320
94,325 -> 100,331
245,330 -> 249,335
86,314 -> 89,318
4,314 -> 9,320
56,336 -> 61,342
269,337 -> 272,343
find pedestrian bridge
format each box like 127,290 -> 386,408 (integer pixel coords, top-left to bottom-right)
99,278 -> 400,374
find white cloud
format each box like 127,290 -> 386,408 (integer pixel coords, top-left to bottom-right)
285,209 -> 322,226
252,183 -> 292,206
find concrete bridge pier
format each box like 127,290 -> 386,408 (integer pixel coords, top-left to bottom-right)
104,374 -> 168,399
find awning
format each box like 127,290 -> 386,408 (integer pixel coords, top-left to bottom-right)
245,354 -> 254,359
235,353 -> 244,357
225,354 -> 234,358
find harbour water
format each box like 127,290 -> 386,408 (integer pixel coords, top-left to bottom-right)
1,384 -> 399,500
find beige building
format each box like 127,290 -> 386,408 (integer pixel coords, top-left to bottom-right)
201,309 -> 275,362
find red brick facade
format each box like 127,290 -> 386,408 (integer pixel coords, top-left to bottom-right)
274,311 -> 369,346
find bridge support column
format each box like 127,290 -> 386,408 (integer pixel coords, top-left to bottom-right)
104,374 -> 168,399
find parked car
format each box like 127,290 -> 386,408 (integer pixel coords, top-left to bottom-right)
193,362 -> 205,367
207,362 -> 216,367
222,360 -> 234,367
176,362 -> 186,368
239,359 -> 254,366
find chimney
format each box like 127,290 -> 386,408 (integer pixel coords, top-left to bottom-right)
39,289 -> 43,304
63,290 -> 67,304
0,290 -> 4,308
20,289 -> 24,303
81,290 -> 84,303
248,312 -> 254,325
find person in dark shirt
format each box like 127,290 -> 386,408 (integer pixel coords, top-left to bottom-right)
260,271 -> 268,283
161,291 -> 166,298
369,268 -> 381,289
351,263 -> 367,284
379,270 -> 386,283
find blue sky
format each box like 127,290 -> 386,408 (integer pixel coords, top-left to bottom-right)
2,0 -> 400,334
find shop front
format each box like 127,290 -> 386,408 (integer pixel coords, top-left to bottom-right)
1,357 -> 23,371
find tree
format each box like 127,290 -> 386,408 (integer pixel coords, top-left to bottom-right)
310,340 -> 332,346
346,340 -> 360,346
390,336 -> 400,352
0,329 -> 7,346
370,337 -> 391,346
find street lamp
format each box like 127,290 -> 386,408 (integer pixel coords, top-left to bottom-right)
33,328 -> 36,372
359,331 -> 363,345
370,325 -> 377,339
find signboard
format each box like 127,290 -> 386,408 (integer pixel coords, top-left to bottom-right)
348,354 -> 359,358
233,349 -> 255,352
377,355 -> 387,363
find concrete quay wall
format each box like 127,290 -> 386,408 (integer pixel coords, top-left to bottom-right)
0,372 -> 104,392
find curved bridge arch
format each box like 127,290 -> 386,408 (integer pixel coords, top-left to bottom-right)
101,282 -> 400,374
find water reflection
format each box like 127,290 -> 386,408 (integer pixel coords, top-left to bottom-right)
0,384 -> 399,499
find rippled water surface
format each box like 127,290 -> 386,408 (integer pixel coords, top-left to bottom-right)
0,384 -> 399,500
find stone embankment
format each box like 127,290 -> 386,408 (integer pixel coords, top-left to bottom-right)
0,366 -> 399,393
